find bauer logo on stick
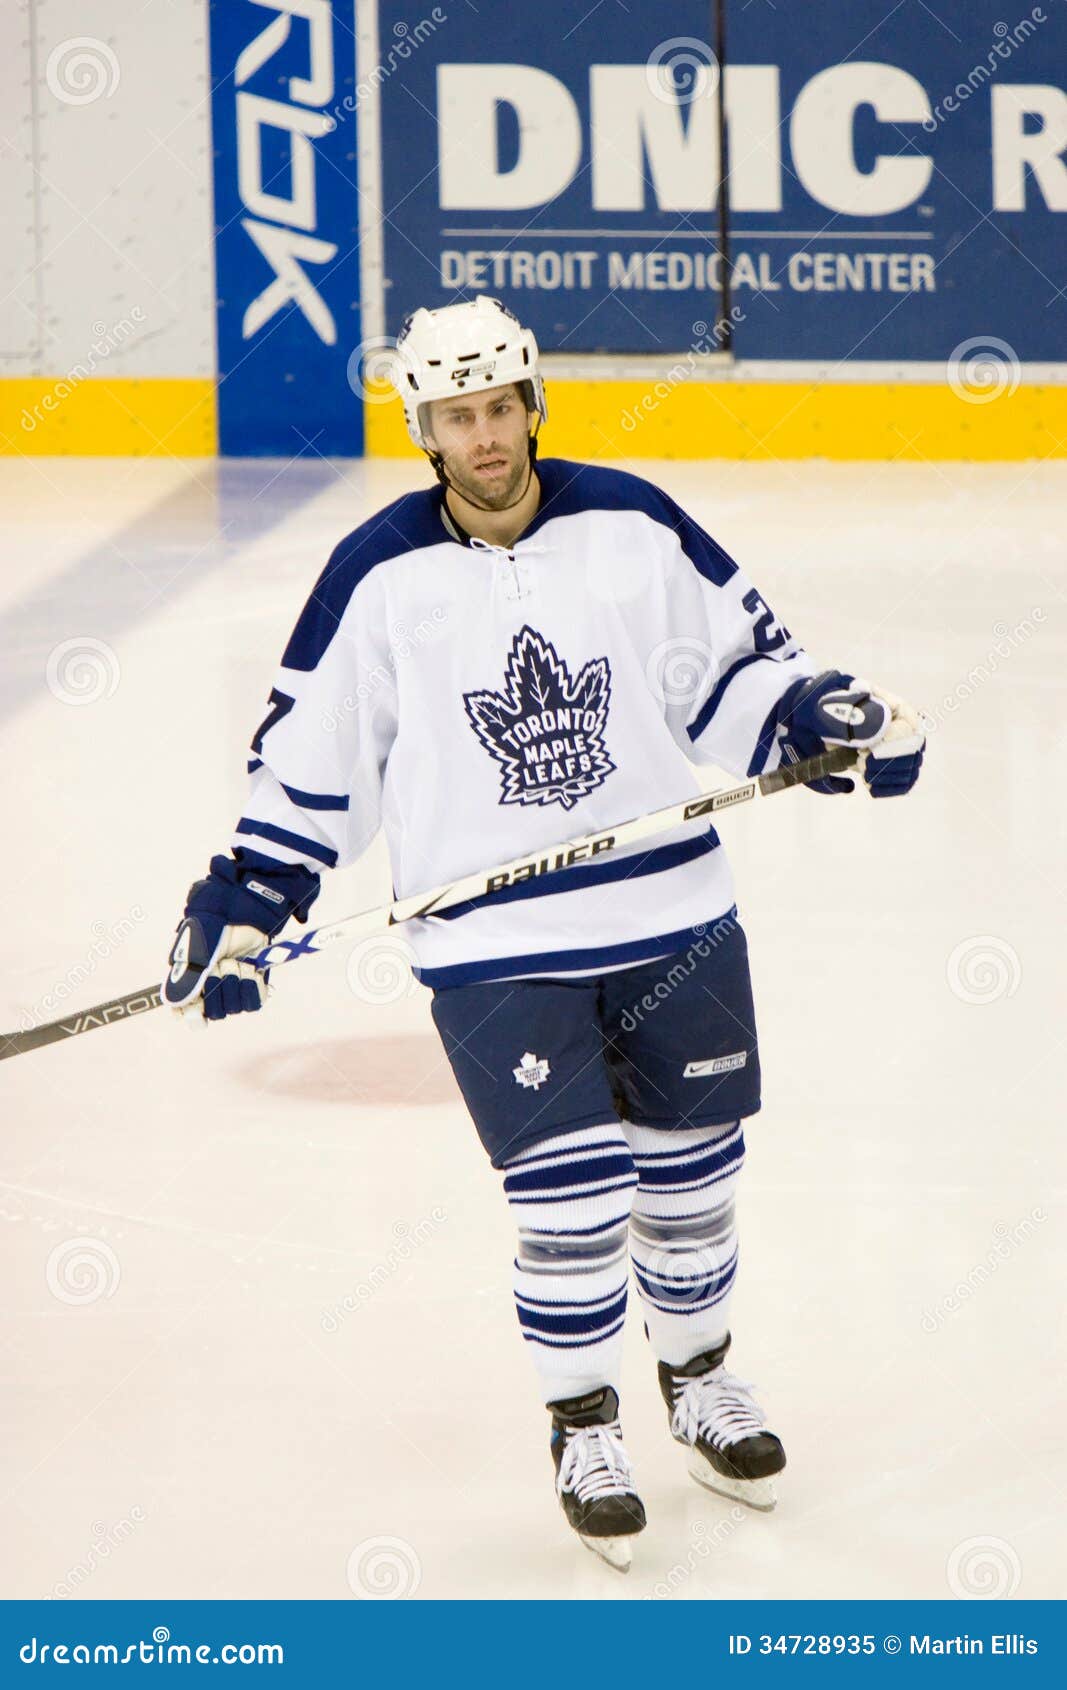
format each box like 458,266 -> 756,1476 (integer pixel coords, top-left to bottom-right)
0,750 -> 854,1062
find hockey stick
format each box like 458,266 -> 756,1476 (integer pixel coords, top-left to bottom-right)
0,747 -> 857,1061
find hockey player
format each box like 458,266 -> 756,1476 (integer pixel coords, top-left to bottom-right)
163,298 -> 925,1572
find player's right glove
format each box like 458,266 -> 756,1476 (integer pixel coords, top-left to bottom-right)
162,849 -> 320,1021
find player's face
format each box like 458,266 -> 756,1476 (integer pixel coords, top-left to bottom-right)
425,385 -> 532,509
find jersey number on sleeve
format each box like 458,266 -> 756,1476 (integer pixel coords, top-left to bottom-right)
251,687 -> 296,754
743,588 -> 790,655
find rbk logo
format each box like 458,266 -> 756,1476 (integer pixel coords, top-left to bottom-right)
464,625 -> 615,811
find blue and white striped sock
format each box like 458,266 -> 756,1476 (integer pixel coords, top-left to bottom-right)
623,1120 -> 745,1367
502,1122 -> 638,1404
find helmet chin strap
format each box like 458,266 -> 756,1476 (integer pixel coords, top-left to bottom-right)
428,426 -> 541,521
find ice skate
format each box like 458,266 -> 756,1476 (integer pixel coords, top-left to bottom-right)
658,1335 -> 786,1512
548,1385 -> 646,1571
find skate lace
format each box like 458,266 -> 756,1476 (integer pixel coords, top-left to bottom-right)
557,1419 -> 635,1503
671,1367 -> 767,1450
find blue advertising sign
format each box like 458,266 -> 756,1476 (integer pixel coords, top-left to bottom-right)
209,0 -> 362,455
375,0 -> 1067,361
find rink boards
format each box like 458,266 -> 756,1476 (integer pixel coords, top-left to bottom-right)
2,0 -> 1067,457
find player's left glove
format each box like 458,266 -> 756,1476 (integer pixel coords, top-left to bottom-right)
162,848 -> 320,1021
779,669 -> 925,797
858,680 -> 926,798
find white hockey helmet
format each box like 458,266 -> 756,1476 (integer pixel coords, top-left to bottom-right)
392,297 -> 547,451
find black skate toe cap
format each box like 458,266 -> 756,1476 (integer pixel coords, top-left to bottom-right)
725,1433 -> 786,1480
580,1494 -> 647,1537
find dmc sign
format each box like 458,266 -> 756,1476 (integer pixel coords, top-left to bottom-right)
437,62 -> 1067,216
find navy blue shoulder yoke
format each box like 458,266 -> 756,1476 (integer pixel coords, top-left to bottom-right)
282,487 -> 447,672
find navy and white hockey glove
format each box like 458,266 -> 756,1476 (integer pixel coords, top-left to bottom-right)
779,670 -> 925,797
858,681 -> 926,797
162,849 -> 320,1021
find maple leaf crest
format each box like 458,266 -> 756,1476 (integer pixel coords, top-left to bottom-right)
464,625 -> 616,811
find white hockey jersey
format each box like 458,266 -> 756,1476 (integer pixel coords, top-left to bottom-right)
232,459 -> 817,988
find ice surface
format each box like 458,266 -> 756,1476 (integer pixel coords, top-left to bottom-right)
1,454 -> 1063,1600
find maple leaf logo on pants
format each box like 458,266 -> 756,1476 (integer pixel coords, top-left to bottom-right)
464,625 -> 616,810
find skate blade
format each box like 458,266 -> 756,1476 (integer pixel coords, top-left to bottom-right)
685,1449 -> 778,1512
579,1533 -> 634,1572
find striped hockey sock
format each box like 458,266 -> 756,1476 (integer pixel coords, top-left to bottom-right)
623,1120 -> 745,1366
502,1122 -> 638,1404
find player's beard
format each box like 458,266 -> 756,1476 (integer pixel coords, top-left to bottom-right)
448,439 -> 531,511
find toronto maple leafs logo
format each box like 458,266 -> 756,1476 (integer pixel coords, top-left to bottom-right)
513,1051 -> 551,1090
464,626 -> 616,811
